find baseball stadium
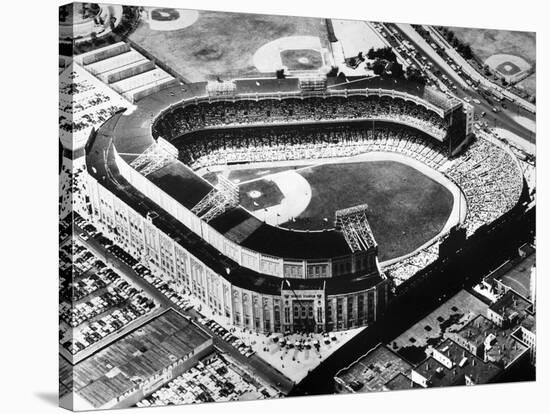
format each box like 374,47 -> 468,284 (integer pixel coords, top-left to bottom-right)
82,77 -> 524,334
68,6 -> 526,335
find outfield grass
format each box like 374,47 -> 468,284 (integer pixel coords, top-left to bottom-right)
280,161 -> 453,261
128,10 -> 329,82
449,26 -> 536,65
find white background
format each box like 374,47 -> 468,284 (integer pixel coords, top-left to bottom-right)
0,0 -> 546,412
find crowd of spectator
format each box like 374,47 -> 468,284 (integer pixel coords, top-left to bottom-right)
153,95 -> 448,142
136,353 -> 273,407
385,242 -> 440,284
179,124 -> 448,172
386,137 -> 523,284
445,138 -> 524,236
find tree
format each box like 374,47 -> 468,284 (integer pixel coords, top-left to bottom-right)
462,44 -> 473,60
372,59 -> 386,76
389,61 -> 404,78
275,69 -> 285,79
326,65 -> 339,77
366,47 -> 375,60
406,66 -> 426,85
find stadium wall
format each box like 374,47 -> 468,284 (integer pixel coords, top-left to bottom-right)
85,170 -> 388,333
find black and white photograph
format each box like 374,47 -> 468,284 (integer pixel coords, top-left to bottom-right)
56,1 -> 539,411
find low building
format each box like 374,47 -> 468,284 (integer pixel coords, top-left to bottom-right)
334,343 -> 413,393
452,290 -> 535,371
60,309 -> 213,411
487,290 -> 533,329
411,339 -> 501,388
383,372 -> 419,391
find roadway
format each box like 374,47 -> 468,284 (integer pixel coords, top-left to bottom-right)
383,23 -> 535,146
74,229 -> 296,395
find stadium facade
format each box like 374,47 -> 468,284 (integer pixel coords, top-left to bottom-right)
81,68 -> 523,334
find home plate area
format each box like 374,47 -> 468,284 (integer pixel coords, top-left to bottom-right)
238,170 -> 312,227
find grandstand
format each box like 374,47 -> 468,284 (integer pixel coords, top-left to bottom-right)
154,93 -> 451,143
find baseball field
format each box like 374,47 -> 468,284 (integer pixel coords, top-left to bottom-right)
221,158 -> 455,262
128,9 -> 330,82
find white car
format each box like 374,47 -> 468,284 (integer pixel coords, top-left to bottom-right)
473,99 -> 481,104
463,97 -> 471,103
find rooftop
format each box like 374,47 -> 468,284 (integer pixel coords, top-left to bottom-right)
494,251 -> 535,300
383,372 -> 417,391
454,314 -> 529,369
62,309 -> 212,408
335,343 -> 412,393
414,338 -> 501,387
489,290 -> 533,322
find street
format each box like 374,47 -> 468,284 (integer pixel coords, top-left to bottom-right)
381,23 -> 535,145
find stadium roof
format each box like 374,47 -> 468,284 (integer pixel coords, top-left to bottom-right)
329,76 -> 461,113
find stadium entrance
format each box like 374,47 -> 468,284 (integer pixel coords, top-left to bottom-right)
292,300 -> 317,332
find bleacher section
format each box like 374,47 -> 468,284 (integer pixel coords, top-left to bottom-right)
75,42 -> 179,103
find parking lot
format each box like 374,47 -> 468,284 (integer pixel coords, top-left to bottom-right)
137,353 -> 278,407
59,230 -> 160,361
66,216 -> 295,393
